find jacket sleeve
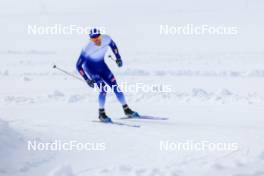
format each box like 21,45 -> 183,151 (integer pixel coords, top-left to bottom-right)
76,54 -> 89,80
109,39 -> 121,60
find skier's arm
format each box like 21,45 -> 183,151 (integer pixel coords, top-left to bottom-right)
76,55 -> 89,80
76,55 -> 95,88
109,40 -> 121,60
109,39 -> 122,67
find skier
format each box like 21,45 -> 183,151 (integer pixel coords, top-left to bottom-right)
76,28 -> 139,122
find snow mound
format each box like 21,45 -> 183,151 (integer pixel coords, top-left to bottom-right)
0,118 -> 24,174
48,90 -> 65,99
22,76 -> 32,82
0,119 -> 55,175
0,119 -> 24,156
67,94 -> 84,103
3,96 -> 34,104
1,88 -> 263,105
3,70 -> 9,76
192,88 -> 211,100
121,69 -> 264,78
47,165 -> 75,176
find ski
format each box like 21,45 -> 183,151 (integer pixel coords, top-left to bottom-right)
92,120 -> 141,128
120,116 -> 168,120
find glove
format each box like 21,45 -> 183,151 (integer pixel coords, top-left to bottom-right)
86,79 -> 95,88
116,58 -> 123,67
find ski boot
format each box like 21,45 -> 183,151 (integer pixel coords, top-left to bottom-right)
123,104 -> 140,118
98,109 -> 112,123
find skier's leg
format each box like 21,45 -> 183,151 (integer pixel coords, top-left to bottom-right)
90,74 -> 111,122
109,78 -> 139,117
83,63 -> 112,122
112,83 -> 127,106
97,83 -> 111,122
102,71 -> 127,106
97,81 -> 107,109
101,66 -> 139,117
84,71 -> 107,110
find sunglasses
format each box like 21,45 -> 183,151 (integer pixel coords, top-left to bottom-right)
91,35 -> 101,42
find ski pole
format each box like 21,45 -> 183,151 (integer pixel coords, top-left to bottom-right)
52,64 -> 84,82
53,55 -> 114,81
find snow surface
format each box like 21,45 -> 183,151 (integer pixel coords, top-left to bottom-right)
1,0 -> 264,176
